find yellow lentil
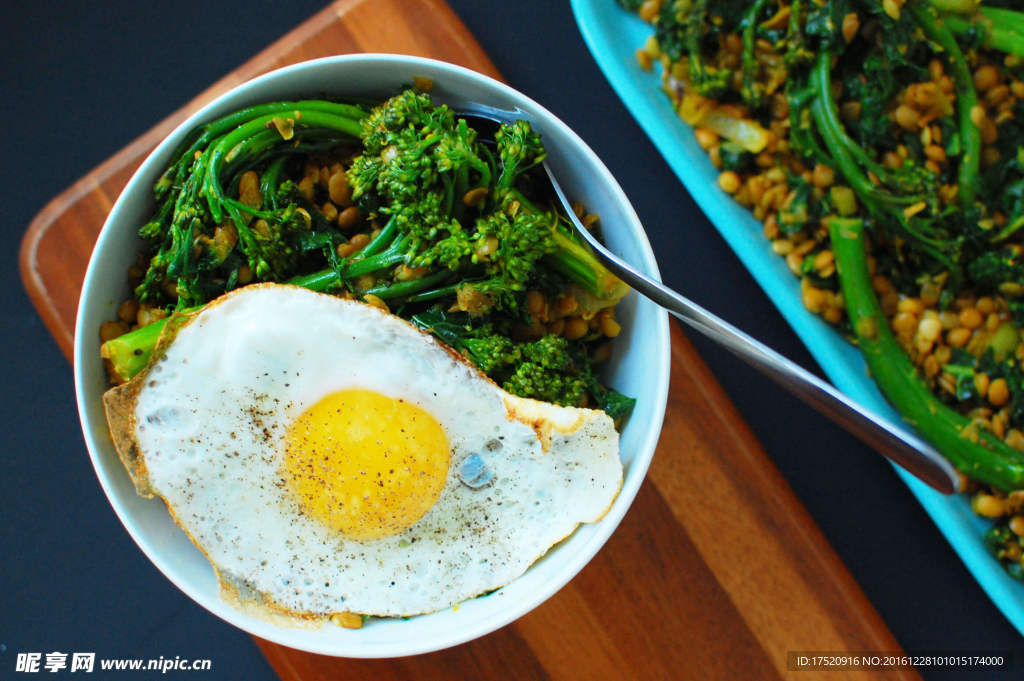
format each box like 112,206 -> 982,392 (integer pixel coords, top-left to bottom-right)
841,13 -> 860,43
328,170 -> 352,206
974,64 -> 1000,91
959,308 -> 983,329
117,299 -> 139,324
918,316 -> 942,343
237,265 -> 253,285
100,321 -> 129,342
718,171 -> 741,193
565,317 -> 589,340
973,373 -> 991,398
321,201 -> 338,223
989,378 -> 1011,407
894,105 -> 919,131
1007,429 -> 1024,452
337,206 -> 362,231
973,493 -> 1007,518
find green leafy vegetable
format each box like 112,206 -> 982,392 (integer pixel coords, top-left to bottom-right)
103,90 -> 632,420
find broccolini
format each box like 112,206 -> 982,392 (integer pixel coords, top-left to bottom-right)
101,88 -> 633,420
620,0 -> 1024,575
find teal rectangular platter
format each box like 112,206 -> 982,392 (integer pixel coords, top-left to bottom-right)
571,0 -> 1024,636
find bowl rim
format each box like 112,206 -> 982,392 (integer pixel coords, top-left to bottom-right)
73,53 -> 671,658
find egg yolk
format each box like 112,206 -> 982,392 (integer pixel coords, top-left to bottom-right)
282,389 -> 450,540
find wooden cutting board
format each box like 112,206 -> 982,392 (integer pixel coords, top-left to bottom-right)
19,0 -> 920,679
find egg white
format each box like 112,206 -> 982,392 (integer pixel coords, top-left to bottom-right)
109,284 -> 622,621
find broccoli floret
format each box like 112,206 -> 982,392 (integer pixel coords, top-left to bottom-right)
359,89 -> 447,155
522,334 -> 572,371
504,335 -> 588,406
415,220 -> 476,271
347,151 -> 383,207
344,91 -> 629,307
244,204 -> 313,277
505,335 -> 638,416
494,120 -> 546,196
350,91 -> 492,244
476,210 -> 555,289
503,362 -> 588,407
412,210 -> 557,314
498,335 -> 630,413
436,117 -> 492,188
461,334 -> 522,374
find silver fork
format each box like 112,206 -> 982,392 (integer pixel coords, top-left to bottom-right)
455,106 -> 959,493
540,162 -> 960,494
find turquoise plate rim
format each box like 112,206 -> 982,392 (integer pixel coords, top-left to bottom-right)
571,0 -> 1024,636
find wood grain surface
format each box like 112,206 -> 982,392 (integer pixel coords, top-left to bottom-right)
18,0 -> 920,679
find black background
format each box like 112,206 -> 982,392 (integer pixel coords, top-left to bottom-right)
2,2 -> 1023,679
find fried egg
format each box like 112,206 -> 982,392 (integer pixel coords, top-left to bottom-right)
103,284 -> 622,624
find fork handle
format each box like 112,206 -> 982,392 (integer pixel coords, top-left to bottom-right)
622,261 -> 958,493
545,171 -> 961,494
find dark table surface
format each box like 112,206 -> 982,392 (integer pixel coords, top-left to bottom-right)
3,2 -> 1023,679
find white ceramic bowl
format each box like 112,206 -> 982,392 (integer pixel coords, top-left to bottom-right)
74,54 -> 670,657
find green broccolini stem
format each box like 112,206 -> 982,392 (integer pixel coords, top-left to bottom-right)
809,52 -> 953,268
288,268 -> 341,291
981,25 -> 1024,60
829,217 -> 1024,491
365,269 -> 453,301
100,315 -> 170,384
360,216 -> 398,257
927,0 -> 979,12
991,214 -> 1024,243
908,0 -> 981,206
403,283 -> 461,304
156,100 -> 367,198
203,110 -> 363,223
544,227 -> 630,301
941,11 -> 1024,59
982,8 -> 1024,37
259,155 -> 289,211
196,100 -> 366,144
224,128 -> 284,166
787,88 -> 831,166
341,233 -> 413,278
450,163 -> 470,224
809,55 -> 923,208
807,58 -> 885,206
784,0 -> 808,66
138,191 -> 175,238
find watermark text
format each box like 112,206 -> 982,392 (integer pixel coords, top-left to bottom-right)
15,652 -> 211,674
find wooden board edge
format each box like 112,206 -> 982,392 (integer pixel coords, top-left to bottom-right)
20,194 -> 83,362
